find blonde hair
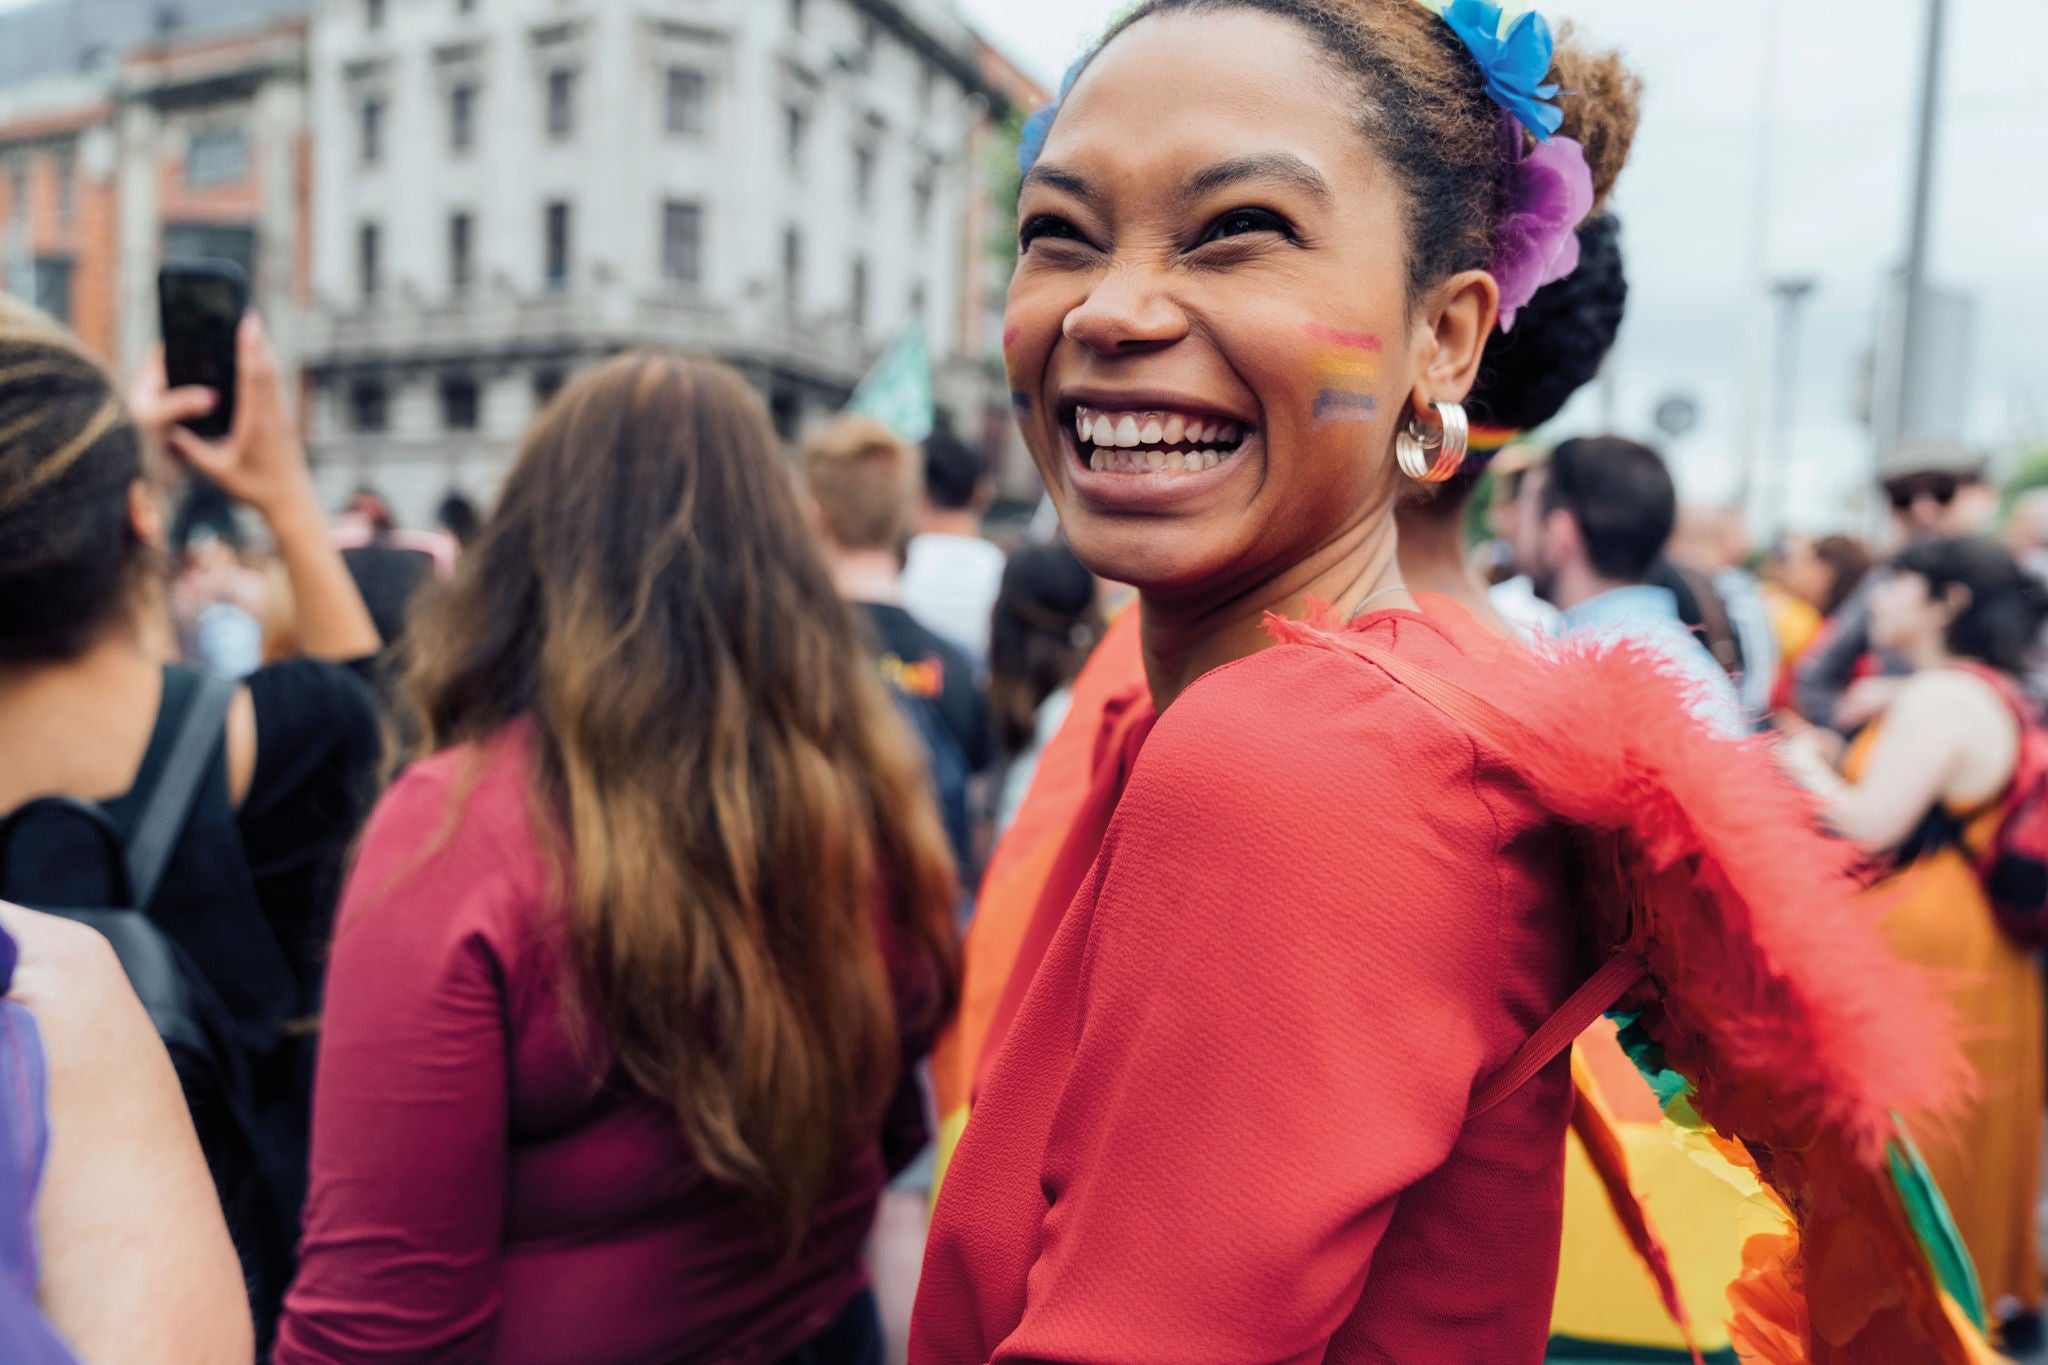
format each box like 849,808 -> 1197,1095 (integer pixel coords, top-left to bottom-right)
800,415 -> 920,551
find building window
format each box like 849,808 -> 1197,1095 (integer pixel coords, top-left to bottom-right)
664,66 -> 706,135
661,200 -> 701,285
448,211 -> 473,296
788,0 -> 806,32
853,144 -> 875,210
543,200 -> 570,288
185,126 -> 250,188
850,257 -> 868,335
31,257 -> 73,325
53,151 -> 74,225
912,163 -> 935,235
533,367 -> 564,407
458,0 -> 476,13
359,221 -> 381,300
909,281 -> 926,320
348,378 -> 388,432
439,374 -> 480,430
784,105 -> 807,171
545,68 -> 575,140
360,96 -> 384,165
449,83 -> 476,153
781,225 -> 801,313
366,0 -> 384,30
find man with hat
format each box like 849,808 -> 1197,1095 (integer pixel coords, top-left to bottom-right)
1792,437 -> 1996,732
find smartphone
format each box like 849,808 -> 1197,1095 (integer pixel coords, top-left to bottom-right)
157,260 -> 248,440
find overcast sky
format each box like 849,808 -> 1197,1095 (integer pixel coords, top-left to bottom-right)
959,0 -> 2048,531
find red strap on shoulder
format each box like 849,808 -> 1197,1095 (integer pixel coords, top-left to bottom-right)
1469,953 -> 1647,1120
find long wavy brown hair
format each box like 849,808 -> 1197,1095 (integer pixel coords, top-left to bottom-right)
402,353 -> 959,1239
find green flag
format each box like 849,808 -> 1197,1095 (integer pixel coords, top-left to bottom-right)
846,323 -> 935,444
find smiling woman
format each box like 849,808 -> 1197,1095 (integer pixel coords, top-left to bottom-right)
914,3 -> 1992,1364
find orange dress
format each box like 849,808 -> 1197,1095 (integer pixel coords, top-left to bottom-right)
1851,726 -> 2046,1314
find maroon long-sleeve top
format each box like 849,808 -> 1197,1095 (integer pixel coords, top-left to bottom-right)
912,611 -> 1582,1364
277,724 -> 897,1365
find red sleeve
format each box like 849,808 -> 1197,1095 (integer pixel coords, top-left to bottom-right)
990,655 -> 1511,1365
275,759 -> 525,1364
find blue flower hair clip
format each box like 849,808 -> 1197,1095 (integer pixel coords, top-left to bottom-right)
1018,54 -> 1090,174
1421,0 -> 1564,140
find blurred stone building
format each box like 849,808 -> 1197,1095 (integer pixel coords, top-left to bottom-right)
0,0 -> 1039,525
302,0 -> 1016,522
0,1 -> 312,371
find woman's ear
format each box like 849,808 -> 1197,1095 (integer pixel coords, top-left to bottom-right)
1405,268 -> 1499,420
1941,582 -> 1974,623
128,477 -> 167,551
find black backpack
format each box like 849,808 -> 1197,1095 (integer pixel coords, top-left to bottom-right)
0,674 -> 289,1328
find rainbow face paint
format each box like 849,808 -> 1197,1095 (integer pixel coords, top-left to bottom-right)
1304,323 -> 1382,428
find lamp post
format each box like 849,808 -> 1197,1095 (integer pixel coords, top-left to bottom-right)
1767,276 -> 1818,538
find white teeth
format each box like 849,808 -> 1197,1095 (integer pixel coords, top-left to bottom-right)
1163,414 -> 1186,444
1202,449 -> 1220,469
1199,421 -> 1217,443
1144,450 -> 1166,471
1219,422 -> 1239,445
1139,417 -> 1164,444
1089,448 -> 1107,471
1076,411 -> 1089,442
1182,451 -> 1202,471
1114,415 -> 1141,447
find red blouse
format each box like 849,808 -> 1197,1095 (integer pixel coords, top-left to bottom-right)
911,611 -> 1581,1364
277,724 -> 894,1365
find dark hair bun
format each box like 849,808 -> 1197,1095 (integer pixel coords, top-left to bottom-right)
1467,211 -> 1627,433
1550,28 -> 1642,213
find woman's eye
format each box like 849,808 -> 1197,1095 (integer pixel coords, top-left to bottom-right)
1200,208 -> 1295,244
1020,215 -> 1088,250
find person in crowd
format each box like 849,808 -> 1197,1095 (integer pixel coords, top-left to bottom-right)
802,415 -> 992,876
913,4 -> 1977,1361
1765,532 -> 1875,712
1794,439 -> 1995,731
1475,445 -> 1564,637
986,541 -> 1104,836
434,490 -> 483,552
331,487 -> 447,654
1512,436 -> 1745,732
0,901 -> 253,1365
901,424 -> 1008,667
0,299 -> 382,1334
1780,534 -> 2048,1350
277,355 -> 960,1364
1667,505 -> 1778,716
169,527 -> 270,679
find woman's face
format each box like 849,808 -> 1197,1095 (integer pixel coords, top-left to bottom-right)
1003,10 -> 1490,605
1866,570 -> 1945,656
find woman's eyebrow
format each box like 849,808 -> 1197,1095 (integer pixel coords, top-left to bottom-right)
1020,163 -> 1096,203
1180,153 -> 1332,205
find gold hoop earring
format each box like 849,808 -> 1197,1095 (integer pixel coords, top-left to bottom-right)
1395,401 -> 1470,483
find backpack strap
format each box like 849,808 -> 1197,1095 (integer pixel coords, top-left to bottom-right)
126,673 -> 237,912
1323,628 -> 1651,1118
1469,953 -> 1646,1119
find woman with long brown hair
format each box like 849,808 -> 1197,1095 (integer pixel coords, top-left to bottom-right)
276,355 -> 959,1364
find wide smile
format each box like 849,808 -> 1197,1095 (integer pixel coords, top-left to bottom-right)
1068,405 -> 1252,476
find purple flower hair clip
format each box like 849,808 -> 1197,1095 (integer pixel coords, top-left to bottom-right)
1491,125 -> 1594,329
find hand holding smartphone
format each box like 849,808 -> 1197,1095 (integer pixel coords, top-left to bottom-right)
156,260 -> 247,440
